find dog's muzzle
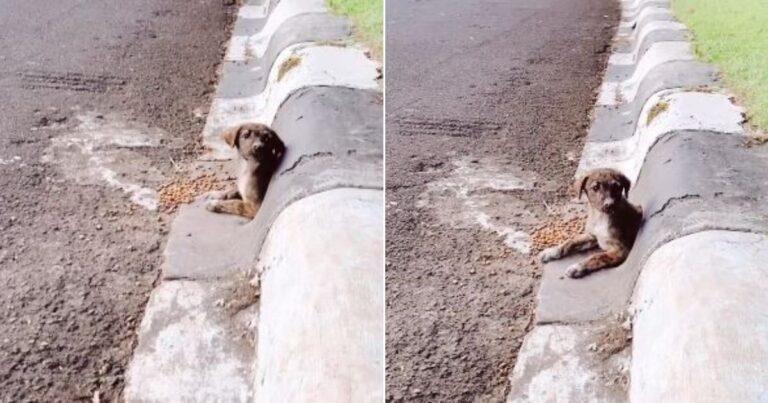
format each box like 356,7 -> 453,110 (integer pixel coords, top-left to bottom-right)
602,198 -> 615,211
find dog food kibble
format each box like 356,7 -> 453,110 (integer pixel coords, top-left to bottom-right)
157,174 -> 226,213
530,216 -> 586,252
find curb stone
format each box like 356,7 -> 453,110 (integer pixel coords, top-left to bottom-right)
125,0 -> 383,401
508,0 -> 768,401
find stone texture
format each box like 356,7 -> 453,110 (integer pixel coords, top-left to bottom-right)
125,280 -> 255,402
508,324 -> 629,403
254,188 -> 384,402
631,231 -> 768,402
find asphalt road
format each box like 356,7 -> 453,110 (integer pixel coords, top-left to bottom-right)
0,1 -> 232,400
385,0 -> 618,401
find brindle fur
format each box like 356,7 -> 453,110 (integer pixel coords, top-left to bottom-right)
539,168 -> 643,278
206,123 -> 285,219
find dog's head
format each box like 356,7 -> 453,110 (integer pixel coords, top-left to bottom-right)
576,168 -> 632,213
221,123 -> 285,163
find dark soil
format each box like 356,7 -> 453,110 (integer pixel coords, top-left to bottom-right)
385,0 -> 619,401
0,1 -> 235,400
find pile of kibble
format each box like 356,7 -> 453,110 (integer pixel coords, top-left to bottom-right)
157,174 -> 226,213
530,216 -> 586,252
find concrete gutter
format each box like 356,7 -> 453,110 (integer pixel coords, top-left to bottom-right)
508,0 -> 768,401
124,0 -> 383,401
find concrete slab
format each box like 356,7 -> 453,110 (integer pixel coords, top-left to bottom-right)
628,131 -> 768,256
125,280 -> 255,402
631,231 -> 768,402
238,1 -> 271,19
588,60 -> 718,143
508,324 -> 629,403
597,42 -> 694,106
229,0 -> 271,37
254,188 -> 384,402
612,22 -> 687,56
162,200 -> 256,280
619,7 -> 670,29
219,13 -> 350,99
622,1 -> 670,19
580,90 -> 745,182
608,33 -> 693,85
611,33 -> 688,76
536,251 -> 638,324
617,14 -> 675,37
226,0 -> 327,61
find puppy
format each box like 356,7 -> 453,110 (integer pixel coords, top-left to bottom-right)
539,168 -> 643,278
205,123 -> 285,219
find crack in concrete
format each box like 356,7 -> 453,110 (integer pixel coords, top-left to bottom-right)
280,151 -> 333,175
647,193 -> 701,219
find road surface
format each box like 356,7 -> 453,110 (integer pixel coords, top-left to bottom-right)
385,0 -> 618,400
0,1 -> 232,400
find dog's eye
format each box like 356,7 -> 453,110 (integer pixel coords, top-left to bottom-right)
242,131 -> 251,138
591,184 -> 600,191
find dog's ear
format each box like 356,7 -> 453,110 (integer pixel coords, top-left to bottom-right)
617,172 -> 632,197
266,127 -> 285,160
272,143 -> 284,160
221,126 -> 240,149
575,174 -> 589,200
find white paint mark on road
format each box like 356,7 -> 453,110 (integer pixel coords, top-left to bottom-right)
0,156 -> 22,165
42,111 -> 166,210
416,158 -> 546,255
476,212 -> 532,254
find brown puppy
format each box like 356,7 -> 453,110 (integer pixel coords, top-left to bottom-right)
205,123 -> 285,219
539,168 -> 643,278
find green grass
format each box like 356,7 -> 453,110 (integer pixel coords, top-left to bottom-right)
671,0 -> 768,131
327,0 -> 383,59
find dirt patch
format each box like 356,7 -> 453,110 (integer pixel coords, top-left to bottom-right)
646,100 -> 669,125
277,55 -> 302,81
593,318 -> 632,360
590,317 -> 632,392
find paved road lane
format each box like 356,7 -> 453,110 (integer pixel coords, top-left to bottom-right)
0,1 -> 232,400
385,0 -> 618,400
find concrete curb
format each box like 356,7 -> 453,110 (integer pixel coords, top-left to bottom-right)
125,0 -> 383,401
508,0 -> 767,401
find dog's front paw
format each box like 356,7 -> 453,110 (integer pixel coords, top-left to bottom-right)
202,190 -> 227,201
539,246 -> 562,263
205,200 -> 221,213
565,263 -> 587,279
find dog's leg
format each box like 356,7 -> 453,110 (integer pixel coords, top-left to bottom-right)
539,233 -> 598,263
206,199 -> 259,219
205,188 -> 241,201
565,246 -> 628,278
